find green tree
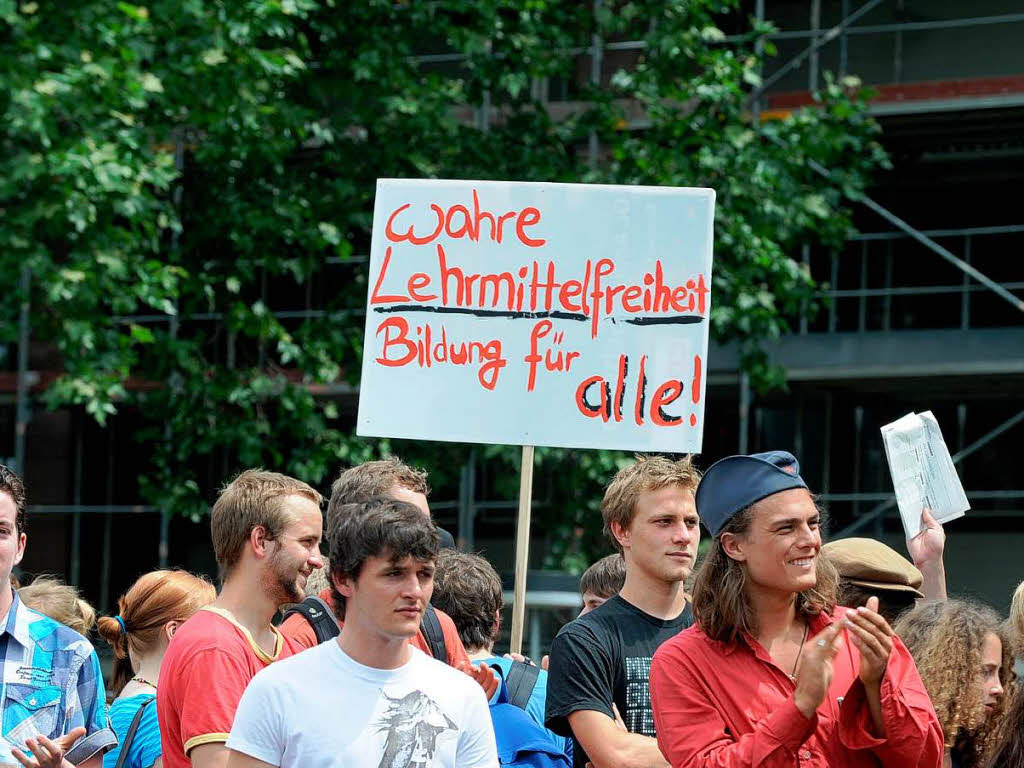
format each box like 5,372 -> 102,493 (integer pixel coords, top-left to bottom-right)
1,0 -> 886,565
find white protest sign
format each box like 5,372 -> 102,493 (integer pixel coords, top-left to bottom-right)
357,179 -> 715,453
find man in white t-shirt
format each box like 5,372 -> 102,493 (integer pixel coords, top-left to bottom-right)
225,497 -> 498,768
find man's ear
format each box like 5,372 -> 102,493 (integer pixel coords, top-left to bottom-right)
609,520 -> 631,552
12,532 -> 25,568
332,570 -> 354,599
249,525 -> 271,559
719,532 -> 747,562
492,608 -> 502,637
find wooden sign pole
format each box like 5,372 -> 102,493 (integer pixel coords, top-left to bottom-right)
509,444 -> 535,656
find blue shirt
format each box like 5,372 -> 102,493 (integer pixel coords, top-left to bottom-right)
0,589 -> 116,763
486,656 -> 573,759
103,694 -> 159,768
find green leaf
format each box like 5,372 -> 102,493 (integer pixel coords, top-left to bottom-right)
202,48 -> 228,66
130,324 -> 156,344
140,73 -> 164,92
116,3 -> 149,20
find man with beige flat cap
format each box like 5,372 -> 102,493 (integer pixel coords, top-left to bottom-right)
825,508 -> 947,624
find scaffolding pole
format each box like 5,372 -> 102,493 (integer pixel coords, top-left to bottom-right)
588,0 -> 603,170
14,268 -> 31,476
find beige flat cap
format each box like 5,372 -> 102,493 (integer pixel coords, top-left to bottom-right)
823,537 -> 925,598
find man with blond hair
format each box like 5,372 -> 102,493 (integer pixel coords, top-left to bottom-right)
546,455 -> 700,768
158,470 -> 325,768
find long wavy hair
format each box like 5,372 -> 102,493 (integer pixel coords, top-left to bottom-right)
985,683 -> 1024,768
895,600 -> 1015,768
692,504 -> 838,643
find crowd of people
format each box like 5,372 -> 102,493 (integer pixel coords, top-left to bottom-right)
0,450 -> 1021,768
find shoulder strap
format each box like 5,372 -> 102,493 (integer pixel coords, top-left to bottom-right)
505,660 -> 541,711
282,595 -> 339,644
114,696 -> 156,768
419,604 -> 447,664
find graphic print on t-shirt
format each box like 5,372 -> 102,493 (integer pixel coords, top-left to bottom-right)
375,689 -> 457,768
624,655 -> 656,736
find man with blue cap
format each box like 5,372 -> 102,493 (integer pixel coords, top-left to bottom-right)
648,451 -> 943,768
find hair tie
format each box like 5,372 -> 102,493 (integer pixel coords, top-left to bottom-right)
114,615 -> 127,635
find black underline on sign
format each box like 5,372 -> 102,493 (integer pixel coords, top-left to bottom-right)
372,305 -> 588,321
371,305 -> 706,325
624,315 -> 706,326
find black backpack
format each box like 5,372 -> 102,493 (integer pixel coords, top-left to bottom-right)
282,595 -> 448,664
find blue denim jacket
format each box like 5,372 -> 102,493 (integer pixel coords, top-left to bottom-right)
0,589 -> 116,764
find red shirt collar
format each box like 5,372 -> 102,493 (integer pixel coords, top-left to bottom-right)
702,606 -> 837,656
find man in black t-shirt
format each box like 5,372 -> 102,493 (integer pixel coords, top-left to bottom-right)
546,456 -> 700,768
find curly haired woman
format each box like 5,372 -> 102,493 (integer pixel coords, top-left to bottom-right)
984,679 -> 1024,768
896,600 -> 1014,768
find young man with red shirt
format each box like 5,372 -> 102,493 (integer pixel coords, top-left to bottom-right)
278,459 -> 495,694
649,451 -> 943,768
157,470 -> 324,768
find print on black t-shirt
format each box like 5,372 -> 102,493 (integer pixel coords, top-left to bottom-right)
544,595 -> 694,768
624,655 -> 655,735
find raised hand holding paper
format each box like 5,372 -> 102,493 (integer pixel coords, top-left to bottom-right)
881,410 -> 969,539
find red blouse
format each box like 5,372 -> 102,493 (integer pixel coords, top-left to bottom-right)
649,606 -> 943,768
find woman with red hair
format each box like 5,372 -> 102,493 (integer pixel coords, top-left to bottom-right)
96,571 -> 216,768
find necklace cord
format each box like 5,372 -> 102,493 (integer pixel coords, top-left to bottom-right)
789,621 -> 810,681
129,675 -> 157,690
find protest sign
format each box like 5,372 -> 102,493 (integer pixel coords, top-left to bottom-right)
357,179 -> 715,453
357,179 -> 715,652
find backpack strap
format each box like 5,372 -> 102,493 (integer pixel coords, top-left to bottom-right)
114,696 -> 156,768
281,595 -> 340,644
504,660 -> 541,711
419,604 -> 447,664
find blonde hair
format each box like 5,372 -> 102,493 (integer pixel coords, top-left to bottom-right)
97,570 -> 216,695
19,576 -> 96,636
896,600 -> 1015,767
211,469 -> 322,577
601,455 -> 700,551
1009,580 -> 1024,655
692,503 -> 838,643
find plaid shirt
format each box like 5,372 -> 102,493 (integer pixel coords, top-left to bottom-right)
0,588 -> 116,764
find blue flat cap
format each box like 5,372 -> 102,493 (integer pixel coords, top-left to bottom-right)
696,450 -> 808,536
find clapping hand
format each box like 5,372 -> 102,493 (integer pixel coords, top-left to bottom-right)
793,622 -> 845,718
843,596 -> 894,686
